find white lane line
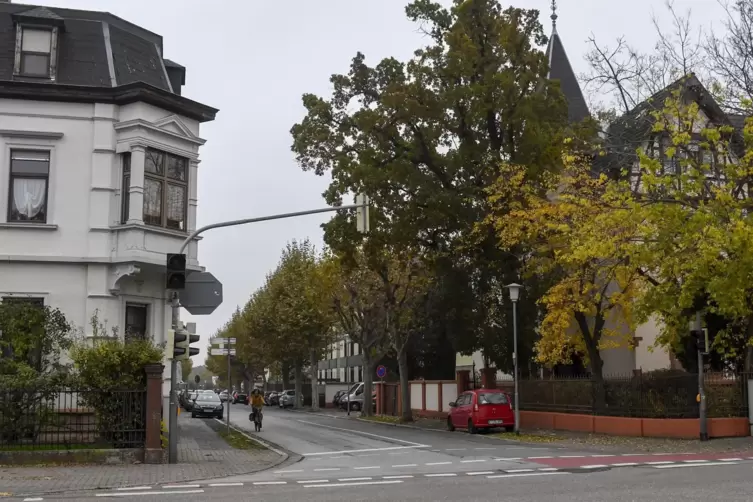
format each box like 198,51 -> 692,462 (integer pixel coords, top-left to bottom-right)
392,463 -> 417,468
475,447 -> 497,450
208,483 -> 244,487
115,487 -> 152,491
426,462 -> 452,466
683,460 -> 709,463
330,455 -> 348,459
591,454 -> 616,457
505,468 -> 534,473
354,466 -> 380,470
655,461 -> 739,469
645,461 -> 673,465
23,499 -> 44,502
314,468 -> 341,472
95,490 -> 204,497
296,420 -> 427,447
559,455 -> 584,458
275,469 -> 303,474
528,456 -> 553,459
383,475 -> 414,479
304,480 -> 403,488
297,480 -> 329,484
253,481 -> 288,485
446,448 -> 467,451
303,445 -> 428,456
720,458 -> 743,461
338,477 -> 373,481
425,473 -> 457,477
538,468 -> 559,472
162,484 -> 201,489
495,457 -> 521,461
580,465 -> 608,469
467,471 -> 495,476
612,462 -> 639,467
488,472 -> 566,479
461,459 -> 487,463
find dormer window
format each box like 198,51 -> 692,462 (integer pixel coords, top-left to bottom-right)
20,28 -> 52,77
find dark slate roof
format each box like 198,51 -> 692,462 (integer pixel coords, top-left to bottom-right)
0,2 -> 217,121
546,28 -> 589,123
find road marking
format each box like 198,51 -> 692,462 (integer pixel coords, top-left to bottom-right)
559,455 -> 584,458
591,454 -> 616,457
296,420 -> 427,446
445,448 -> 466,451
388,451 -> 409,456
383,475 -> 414,479
467,471 -> 495,476
23,499 -> 44,502
683,460 -> 709,463
275,469 -> 303,474
208,483 -> 244,487
645,461 -> 673,465
95,490 -> 204,497
461,459 -> 487,463
330,455 -> 348,459
495,457 -> 521,461
303,445 -> 428,456
426,462 -> 452,466
425,473 -> 457,477
297,480 -> 328,484
538,467 -> 559,472
612,462 -> 639,467
528,456 -> 553,459
505,468 -> 534,473
162,484 -> 201,489
304,480 -> 403,488
720,458 -> 743,461
580,465 -> 608,469
354,466 -> 380,470
314,468 -> 341,472
338,477 -> 373,481
488,472 -> 566,479
475,447 -> 497,450
253,481 -> 287,485
115,487 -> 152,491
392,464 -> 417,468
654,462 -> 739,469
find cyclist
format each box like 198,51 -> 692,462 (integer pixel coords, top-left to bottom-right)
250,388 -> 264,423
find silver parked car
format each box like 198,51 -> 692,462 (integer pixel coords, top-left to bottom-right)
278,390 -> 296,408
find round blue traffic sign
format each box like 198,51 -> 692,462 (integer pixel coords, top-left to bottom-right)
376,365 -> 387,378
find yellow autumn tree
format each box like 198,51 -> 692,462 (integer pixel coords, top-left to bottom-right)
486,146 -> 648,400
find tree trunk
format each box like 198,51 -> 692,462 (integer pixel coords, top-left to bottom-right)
362,349 -> 374,417
575,311 -> 607,413
294,362 -> 303,409
397,347 -> 412,422
310,348 -> 320,411
282,361 -> 291,389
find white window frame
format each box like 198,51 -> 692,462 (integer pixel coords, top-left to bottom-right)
14,24 -> 59,80
1,141 -> 57,225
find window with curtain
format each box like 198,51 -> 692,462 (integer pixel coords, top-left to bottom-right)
143,148 -> 188,231
120,152 -> 131,224
8,150 -> 50,223
124,303 -> 148,341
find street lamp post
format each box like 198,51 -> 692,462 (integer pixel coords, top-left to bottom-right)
505,283 -> 522,434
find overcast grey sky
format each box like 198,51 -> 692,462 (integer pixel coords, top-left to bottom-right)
31,0 -> 728,365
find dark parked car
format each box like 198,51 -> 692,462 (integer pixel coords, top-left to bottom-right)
191,392 -> 224,419
233,392 -> 248,405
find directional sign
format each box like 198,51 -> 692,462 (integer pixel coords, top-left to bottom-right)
180,272 -> 223,315
211,348 -> 236,356
214,338 -> 227,344
376,365 -> 387,379
194,374 -> 200,384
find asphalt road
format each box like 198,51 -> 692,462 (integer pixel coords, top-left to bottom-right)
24,405 -> 753,501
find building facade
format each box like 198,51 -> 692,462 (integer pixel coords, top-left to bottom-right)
0,3 -> 217,415
318,335 -> 364,383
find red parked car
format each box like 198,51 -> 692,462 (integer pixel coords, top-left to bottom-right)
447,388 -> 514,433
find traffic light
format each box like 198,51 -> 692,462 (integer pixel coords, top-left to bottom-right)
173,328 -> 188,360
187,332 -> 200,358
166,253 -> 186,290
690,328 -> 709,354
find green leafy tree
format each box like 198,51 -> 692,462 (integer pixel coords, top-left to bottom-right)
291,0 -> 573,376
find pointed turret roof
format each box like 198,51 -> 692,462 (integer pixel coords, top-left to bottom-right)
545,1 -> 589,122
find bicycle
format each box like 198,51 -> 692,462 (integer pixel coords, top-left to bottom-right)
249,408 -> 263,431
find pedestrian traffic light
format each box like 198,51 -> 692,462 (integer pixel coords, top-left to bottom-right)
173,328 -> 188,360
166,253 -> 186,290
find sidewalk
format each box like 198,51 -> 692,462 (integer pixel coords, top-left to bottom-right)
0,413 -> 286,497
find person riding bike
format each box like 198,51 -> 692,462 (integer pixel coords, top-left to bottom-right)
250,389 -> 264,422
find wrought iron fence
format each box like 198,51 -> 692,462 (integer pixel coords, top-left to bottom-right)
514,372 -> 751,419
0,387 -> 147,451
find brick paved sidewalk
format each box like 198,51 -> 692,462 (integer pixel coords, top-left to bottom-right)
0,413 -> 286,497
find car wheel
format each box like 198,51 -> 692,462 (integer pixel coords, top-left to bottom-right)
447,417 -> 455,431
468,419 -> 477,434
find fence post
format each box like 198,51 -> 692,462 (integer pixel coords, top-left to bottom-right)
421,381 -> 427,411
144,364 -> 165,464
376,382 -> 383,415
748,376 -> 753,437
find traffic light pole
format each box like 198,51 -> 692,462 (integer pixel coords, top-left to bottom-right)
167,201 -> 368,464
168,293 -> 180,464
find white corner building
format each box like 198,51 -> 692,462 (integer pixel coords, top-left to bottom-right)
0,2 -> 218,414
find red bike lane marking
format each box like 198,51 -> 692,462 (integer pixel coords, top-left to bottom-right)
527,452 -> 753,468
